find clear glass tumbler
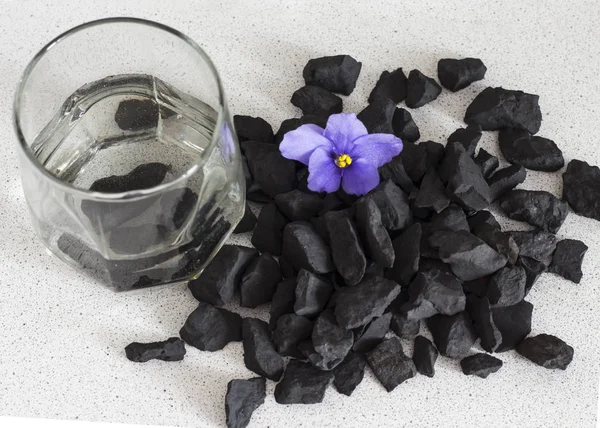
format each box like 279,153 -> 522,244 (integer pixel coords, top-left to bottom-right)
13,18 -> 245,291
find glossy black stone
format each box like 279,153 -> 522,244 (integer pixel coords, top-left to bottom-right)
491,300 -> 533,352
272,313 -> 314,358
414,168 -> 450,214
472,224 -> 519,266
310,310 -> 354,370
510,230 -> 557,267
233,115 -> 274,144
389,312 -> 420,339
303,55 -> 362,95
549,239 -> 588,284
180,302 -> 243,352
378,156 -> 415,194
401,142 -> 428,183
125,337 -> 186,363
233,203 -> 257,234
445,146 -> 491,212
466,295 -> 502,353
437,58 -> 487,92
407,268 -> 466,318
499,190 -> 569,233
430,205 -> 469,233
487,266 -> 526,307
353,313 -> 392,352
518,256 -> 547,296
269,278 -> 297,330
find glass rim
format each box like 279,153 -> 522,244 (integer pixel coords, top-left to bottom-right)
13,17 -> 226,201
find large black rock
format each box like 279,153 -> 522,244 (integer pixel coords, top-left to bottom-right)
180,302 -> 243,351
242,141 -> 297,198
460,353 -> 503,378
251,203 -> 288,256
516,334 -> 574,370
357,98 -> 396,134
487,266 -> 526,307
563,159 -> 600,221
447,125 -> 482,157
387,223 -> 421,287
407,268 -> 466,318
325,211 -> 366,285
498,128 -> 564,172
355,198 -> 395,268
272,314 -> 314,358
549,239 -> 588,284
401,142 -> 428,183
368,68 -> 408,103
445,145 -> 491,212
466,295 -> 502,353
437,58 -> 487,92
412,335 -> 438,377
333,352 -> 366,396
269,278 -> 297,330
414,168 -> 451,214
429,205 -> 470,233
474,149 -> 499,178
499,190 -> 569,234
310,310 -> 354,370
389,312 -> 420,339
353,313 -> 392,352
233,115 -> 274,144
487,164 -> 527,202
427,312 -> 477,358
472,225 -> 520,266
491,300 -> 533,352
422,140 -> 445,168
242,318 -> 284,381
125,337 -> 186,363
363,180 -> 412,231
468,210 -> 501,234
188,245 -> 258,306
275,189 -> 324,221
282,221 -> 335,274
510,230 -> 557,267
294,269 -> 334,318
225,378 -> 266,428
274,360 -> 334,404
291,85 -> 343,116
240,253 -> 282,308
378,156 -> 415,194
518,256 -> 547,296
303,55 -> 362,95
366,337 -> 416,392
405,69 -> 442,108
392,108 -> 420,142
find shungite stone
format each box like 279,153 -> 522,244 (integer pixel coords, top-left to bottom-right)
472,225 -> 519,266
242,141 -> 297,198
401,142 -> 428,183
188,245 -> 258,306
405,69 -> 441,108
311,310 -> 354,370
366,337 -> 416,392
180,302 -> 242,351
438,141 -> 465,183
242,155 -> 253,189
233,115 -> 274,144
422,140 -> 445,168
430,205 -> 469,233
368,68 -> 408,103
392,108 -> 420,142
549,239 -> 588,284
291,85 -> 343,116
251,203 -> 288,256
353,313 -> 392,352
325,211 -> 366,285
390,313 -> 420,339
499,190 -> 569,233
269,278 -> 297,330
510,230 -> 557,267
233,203 -> 257,234
465,87 -> 542,134
412,335 -> 438,377
362,180 -> 412,232
365,261 -> 386,278
274,360 -> 334,404
414,168 -> 451,214
309,215 -> 330,245
437,58 -> 487,92
429,230 -> 507,281
516,334 -> 574,370
387,223 -> 421,287
274,118 -> 303,144
419,224 -> 439,259
487,164 -> 527,202
491,300 -> 533,352
333,352 -> 366,396
357,98 -> 396,134
303,55 -> 362,95
115,99 -> 159,130
319,193 -> 347,215
468,210 -> 501,234
109,224 -> 166,254
562,159 -> 600,221
474,149 -> 499,178
498,128 -> 564,172
294,269 -> 334,318
518,256 -> 547,296
279,256 -> 297,279
334,276 -> 401,329
466,295 -> 502,353
159,187 -> 198,231
427,312 -> 477,358
460,353 -> 503,378
282,221 -> 335,274
407,268 -> 466,318
462,276 -> 490,297
355,198 -> 395,268
447,125 -> 482,157
242,318 -> 284,381
225,378 -> 266,428
487,266 -> 526,307
445,148 -> 491,212
275,189 -> 324,221
125,337 -> 185,363
240,253 -> 281,308
272,314 -> 314,358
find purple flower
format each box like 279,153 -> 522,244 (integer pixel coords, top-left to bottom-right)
280,113 -> 403,195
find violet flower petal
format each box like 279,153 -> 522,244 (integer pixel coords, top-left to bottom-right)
341,159 -> 380,195
351,133 -> 404,167
307,146 -> 342,193
280,124 -> 330,165
324,113 -> 368,155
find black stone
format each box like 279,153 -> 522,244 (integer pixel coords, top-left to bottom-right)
364,180 -> 412,231
563,159 -> 600,221
357,98 -> 396,134
549,239 -> 588,284
473,225 -> 520,266
355,198 -> 395,268
466,295 -> 502,353
510,230 -> 557,267
309,215 -> 330,245
414,168 -> 451,214
180,302 -> 242,351
429,230 -> 507,281
291,85 -> 343,116
274,360 -> 334,404
447,125 -> 482,156
427,312 -> 477,358
251,203 -> 288,256
325,211 -> 366,285
445,147 -> 491,212
491,300 -> 533,352
474,149 -> 499,178
274,189 -> 324,221
274,118 -> 303,144
407,268 -> 466,318
518,256 -> 547,296
487,266 -> 526,307
125,337 -> 186,363
334,276 -> 401,329
188,245 -> 258,306
366,337 -> 416,392
401,142 -> 428,183
240,253 -> 281,308
233,115 -> 274,144
333,352 -> 366,396
405,69 -> 442,108
272,314 -> 314,358
269,278 -> 297,330
516,334 -> 574,370
282,221 -> 335,274
487,164 -> 527,202
412,335 -> 438,377
310,310 -> 354,370
468,210 -> 501,234
465,87 -> 542,134
115,99 -> 159,130
242,141 -> 297,198
387,223 -> 421,287
368,68 -> 408,103
242,318 -> 284,381
233,203 -> 257,234
392,108 -> 420,142
437,58 -> 487,92
353,313 -> 392,352
225,378 -> 266,428
498,128 -> 564,172
242,155 -> 253,190
419,224 -> 439,259
159,187 -> 198,231
294,269 -> 334,318
422,140 -> 445,168
499,190 -> 569,234
365,261 -> 386,278
109,224 -> 167,254
460,353 -> 503,378
389,313 -> 420,339
319,193 -> 348,216
430,205 -> 469,233
303,55 -> 362,95
90,163 -> 169,193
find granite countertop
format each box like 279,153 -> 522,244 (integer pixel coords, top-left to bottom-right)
0,1 -> 599,427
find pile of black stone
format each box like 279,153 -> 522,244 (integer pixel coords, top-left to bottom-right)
126,55 -> 597,428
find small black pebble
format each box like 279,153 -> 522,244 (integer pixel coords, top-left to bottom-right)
412,335 -> 439,377
387,223 -> 421,287
353,313 -> 392,352
549,239 -> 588,284
437,58 -> 487,92
499,189 -> 569,234
354,198 -> 395,268
240,253 -> 282,308
251,203 -> 288,256
291,85 -> 343,116
282,221 -> 335,274
363,180 -> 412,232
405,69 -> 442,108
368,68 -> 408,103
427,312 -> 477,359
487,164 -> 527,202
474,148 -> 499,178
269,278 -> 297,330
233,203 -> 257,234
325,210 -> 366,285
563,159 -> 600,221
491,300 -> 533,352
242,141 -> 297,198
233,115 -> 274,144
310,310 -> 354,370
303,55 -> 362,95
447,125 -> 482,157
294,269 -> 334,318
272,313 -> 314,358
392,108 -> 420,142
498,128 -> 564,172
510,230 -> 557,267
274,360 -> 334,404
115,98 -> 159,131
225,378 -> 266,428
125,337 -> 186,363
357,98 -> 396,134
460,353 -> 503,378
466,295 -> 502,353
242,318 -> 284,381
333,352 -> 366,396
366,337 -> 416,392
275,189 -> 324,221
180,302 -> 242,352
516,334 -> 574,370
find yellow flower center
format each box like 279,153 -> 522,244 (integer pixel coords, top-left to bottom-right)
335,154 -> 353,168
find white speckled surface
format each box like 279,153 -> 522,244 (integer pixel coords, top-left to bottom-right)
0,1 -> 599,427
